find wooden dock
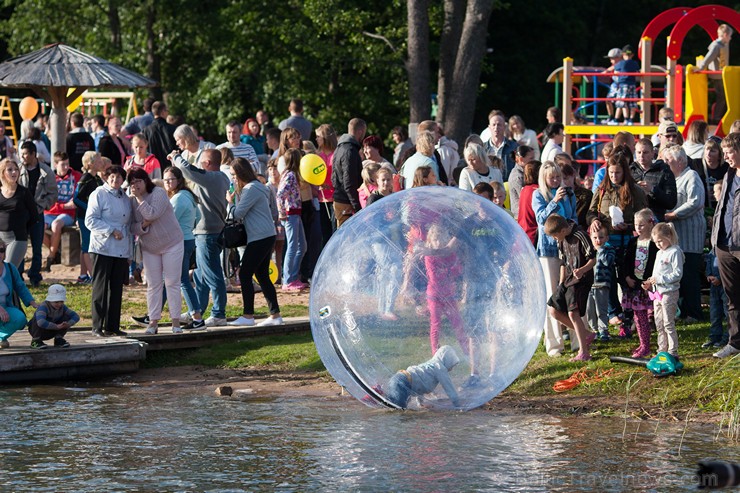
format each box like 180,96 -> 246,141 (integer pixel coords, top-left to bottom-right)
0,317 -> 311,384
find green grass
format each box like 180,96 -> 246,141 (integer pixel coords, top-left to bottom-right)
143,332 -> 325,372
21,283 -> 308,325
507,318 -> 740,418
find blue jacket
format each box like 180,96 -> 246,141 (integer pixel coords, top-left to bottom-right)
533,189 -> 578,257
1,262 -> 34,309
593,244 -> 616,287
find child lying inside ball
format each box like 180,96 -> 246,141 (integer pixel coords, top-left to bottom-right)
385,345 -> 461,409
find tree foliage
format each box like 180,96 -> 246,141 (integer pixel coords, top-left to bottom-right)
1,0 -> 734,144
0,0 -> 410,139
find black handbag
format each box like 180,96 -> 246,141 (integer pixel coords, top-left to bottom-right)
222,209 -> 248,249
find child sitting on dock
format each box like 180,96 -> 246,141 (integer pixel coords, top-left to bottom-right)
29,284 -> 80,349
385,345 -> 462,409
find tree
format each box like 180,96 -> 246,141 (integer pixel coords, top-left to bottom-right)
407,0 -> 431,124
439,0 -> 495,144
406,0 -> 495,144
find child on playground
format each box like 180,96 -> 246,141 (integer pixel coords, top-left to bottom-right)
385,345 -> 462,409
543,214 -> 597,362
614,45 -> 640,124
586,225 -> 615,341
29,284 -> 80,349
642,223 -> 684,358
620,209 -> 659,357
601,47 -> 622,124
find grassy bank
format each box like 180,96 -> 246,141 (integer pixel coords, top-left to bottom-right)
143,317 -> 738,429
29,281 -> 737,434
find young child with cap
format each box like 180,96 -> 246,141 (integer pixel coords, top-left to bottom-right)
614,45 -> 640,124
601,48 -> 623,124
29,284 -> 80,349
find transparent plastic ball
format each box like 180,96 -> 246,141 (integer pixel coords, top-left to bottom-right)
310,186 -> 545,411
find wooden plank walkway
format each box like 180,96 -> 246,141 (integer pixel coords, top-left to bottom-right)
0,317 -> 311,384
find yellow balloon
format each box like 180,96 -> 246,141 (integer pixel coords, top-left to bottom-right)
18,97 -> 39,120
254,260 -> 279,285
300,154 -> 327,186
66,88 -> 83,112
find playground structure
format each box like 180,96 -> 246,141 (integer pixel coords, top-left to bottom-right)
549,5 -> 740,169
0,90 -> 139,145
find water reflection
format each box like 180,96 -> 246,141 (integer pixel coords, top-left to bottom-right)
0,384 -> 735,492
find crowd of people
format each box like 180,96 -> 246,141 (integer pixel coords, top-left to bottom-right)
0,95 -> 738,363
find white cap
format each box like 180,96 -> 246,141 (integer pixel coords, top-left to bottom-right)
605,48 -> 622,58
46,284 -> 67,303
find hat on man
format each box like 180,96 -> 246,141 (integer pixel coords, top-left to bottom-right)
658,121 -> 679,135
46,284 -> 67,303
622,45 -> 634,55
605,48 -> 622,58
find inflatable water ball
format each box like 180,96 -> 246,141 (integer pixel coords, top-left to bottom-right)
310,186 -> 545,411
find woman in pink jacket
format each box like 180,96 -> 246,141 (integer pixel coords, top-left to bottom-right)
128,167 -> 184,334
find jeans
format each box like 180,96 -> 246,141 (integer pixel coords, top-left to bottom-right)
679,252 -> 703,320
26,212 -> 44,284
716,246 -> 740,349
385,372 -> 411,408
180,239 -> 199,315
709,283 -> 729,343
587,286 -> 610,334
281,215 -> 306,285
194,233 -> 227,319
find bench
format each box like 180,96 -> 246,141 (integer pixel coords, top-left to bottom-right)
44,226 -> 80,266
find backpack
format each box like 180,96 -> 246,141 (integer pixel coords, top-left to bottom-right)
646,351 -> 684,377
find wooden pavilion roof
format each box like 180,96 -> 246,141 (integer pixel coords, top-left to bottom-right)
0,43 -> 156,89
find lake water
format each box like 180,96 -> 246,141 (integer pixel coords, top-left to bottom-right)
0,382 -> 737,492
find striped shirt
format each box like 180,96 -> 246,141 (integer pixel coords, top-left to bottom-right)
217,141 -> 260,173
671,167 -> 706,254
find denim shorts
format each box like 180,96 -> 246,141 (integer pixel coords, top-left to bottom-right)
44,213 -> 74,228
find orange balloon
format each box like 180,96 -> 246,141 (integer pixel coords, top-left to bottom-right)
18,97 -> 38,120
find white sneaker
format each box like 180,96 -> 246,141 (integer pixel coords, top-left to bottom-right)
713,344 -> 740,358
172,326 -> 183,334
144,326 -> 158,335
204,317 -> 227,327
180,312 -> 192,324
257,316 -> 284,327
228,316 -> 255,326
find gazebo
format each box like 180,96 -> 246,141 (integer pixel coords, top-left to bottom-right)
0,43 -> 156,154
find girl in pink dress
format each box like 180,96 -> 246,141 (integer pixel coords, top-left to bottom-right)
420,223 -> 468,355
